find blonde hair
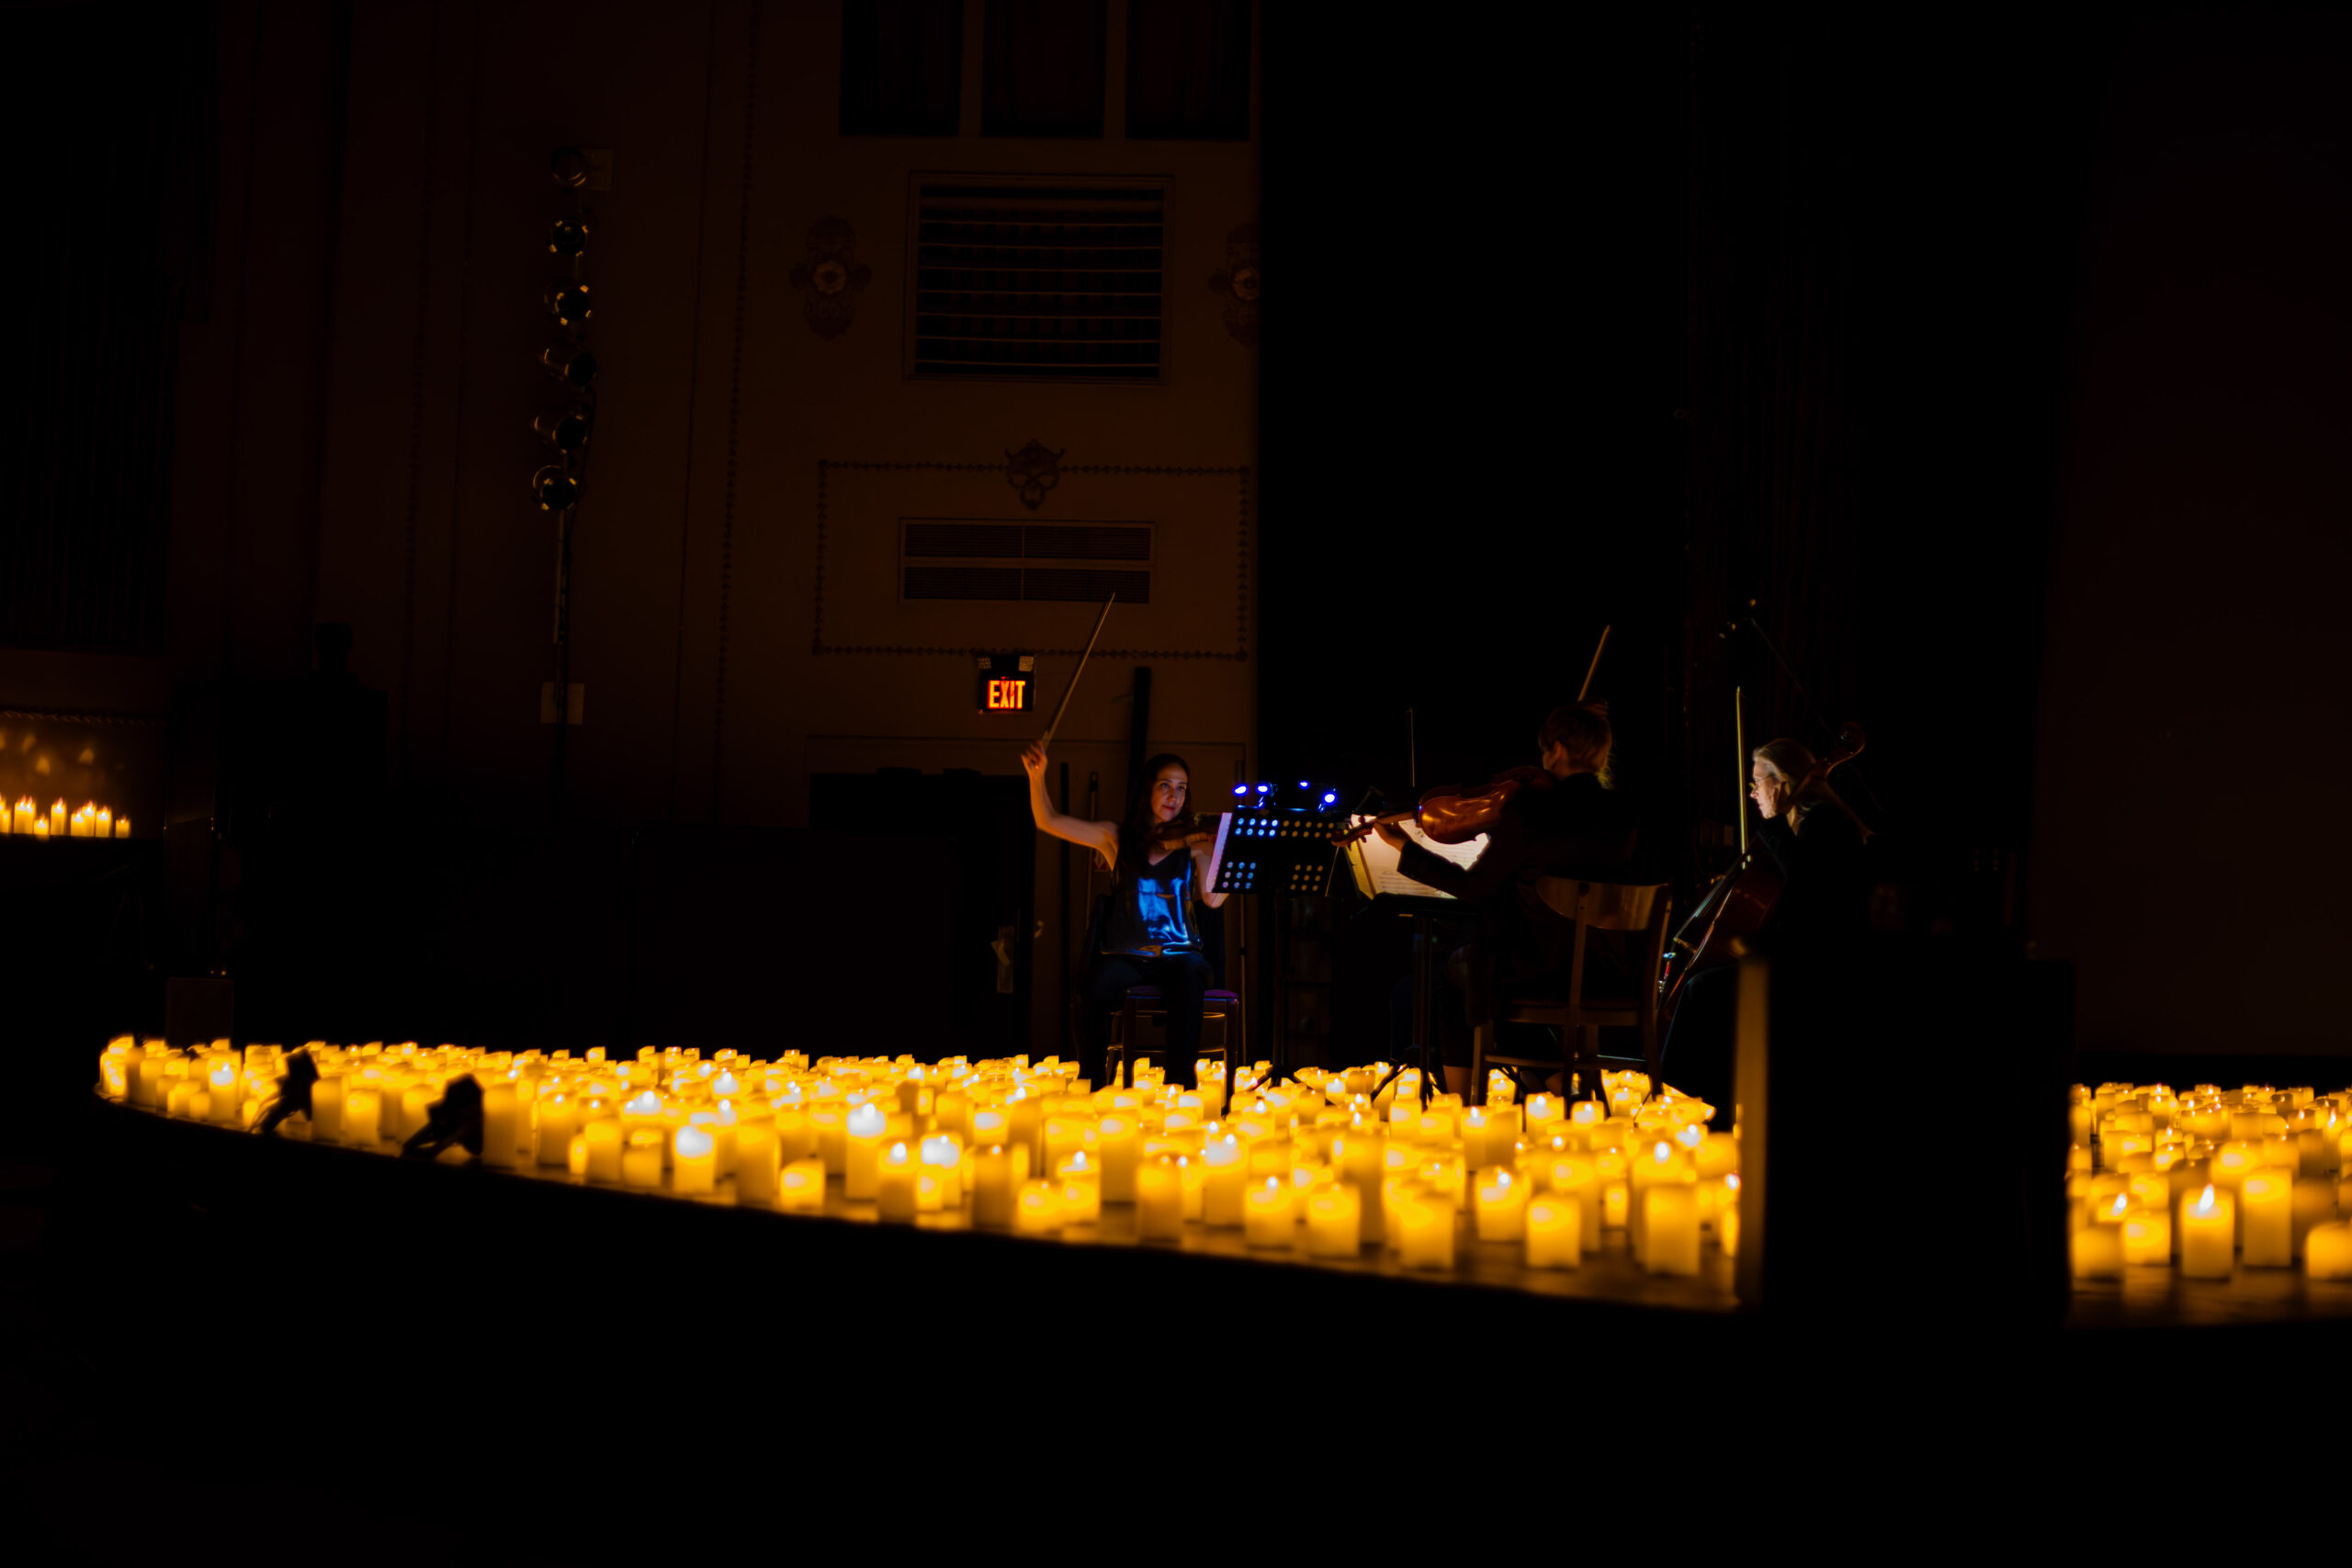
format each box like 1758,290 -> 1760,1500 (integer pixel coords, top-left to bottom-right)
1539,704 -> 1613,784
1752,738 -> 1865,837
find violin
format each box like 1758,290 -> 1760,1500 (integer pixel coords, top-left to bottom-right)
1144,812 -> 1224,852
1332,766 -> 1554,848
1657,720 -> 1867,1024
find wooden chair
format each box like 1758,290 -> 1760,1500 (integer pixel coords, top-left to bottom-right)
1470,879 -> 1672,1101
1092,892 -> 1242,1090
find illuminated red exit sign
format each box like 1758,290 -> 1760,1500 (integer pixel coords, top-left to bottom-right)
976,653 -> 1034,712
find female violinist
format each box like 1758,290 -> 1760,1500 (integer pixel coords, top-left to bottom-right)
1376,702 -> 1638,1094
1022,742 -> 1227,1091
1660,736 -> 1871,1122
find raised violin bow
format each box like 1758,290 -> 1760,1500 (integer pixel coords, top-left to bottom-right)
1036,592 -> 1115,750
1577,625 -> 1611,704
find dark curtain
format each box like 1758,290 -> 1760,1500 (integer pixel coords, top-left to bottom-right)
982,0 -> 1107,136
841,0 -> 965,135
3,5 -> 214,653
1126,0 -> 1251,139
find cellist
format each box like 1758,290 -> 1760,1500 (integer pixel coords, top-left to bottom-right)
1375,702 -> 1638,1094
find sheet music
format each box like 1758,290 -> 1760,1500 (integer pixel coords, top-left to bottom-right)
1346,818 -> 1489,901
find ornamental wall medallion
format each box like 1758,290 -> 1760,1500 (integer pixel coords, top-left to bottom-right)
1206,221 -> 1260,346
1005,439 -> 1065,510
787,218 -> 872,339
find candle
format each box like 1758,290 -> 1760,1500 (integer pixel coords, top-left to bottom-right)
1136,1155 -> 1184,1241
1474,1166 -> 1528,1242
206,1061 -> 241,1124
774,1108 -> 813,1165
9,798 -> 28,834
94,807 -> 110,838
49,798 -> 66,837
777,1157 -> 827,1212
877,1141 -> 918,1222
2307,1221 -> 2352,1280
920,1134 -> 963,1207
809,1106 -> 847,1174
2291,1178 -> 2336,1258
581,1117 -> 623,1183
481,1082 -> 520,1168
1097,1114 -> 1137,1202
972,1144 -> 1027,1228
843,1102 -> 887,1200
1643,1181 -> 1701,1275
1338,1130 -> 1385,1245
1013,1179 -> 1063,1235
672,1124 -> 716,1194
736,1122 -> 780,1204
344,1087 -> 381,1145
115,815 -> 130,839
1303,1182 -> 1362,1258
2180,1185 -> 2234,1279
1056,1151 -> 1101,1224
1394,1188 -> 1455,1271
2071,1214 -> 2125,1280
2120,1203 -> 2170,1266
2241,1171 -> 2291,1267
536,1093 -> 577,1166
1244,1176 -> 1296,1248
621,1129 -> 665,1190
1525,1195 -> 1581,1269
1200,1134 -> 1247,1227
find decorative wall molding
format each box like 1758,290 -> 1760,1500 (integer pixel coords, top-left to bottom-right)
1004,438 -> 1064,509
1206,221 -> 1260,346
812,459 -> 1251,660
786,217 -> 871,339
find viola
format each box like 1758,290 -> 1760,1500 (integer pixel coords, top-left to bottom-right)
1332,766 -> 1554,848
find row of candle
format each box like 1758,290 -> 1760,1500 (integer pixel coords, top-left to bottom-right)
2068,1081 -> 2352,1281
5,797 -> 129,839
99,1038 -> 1738,1279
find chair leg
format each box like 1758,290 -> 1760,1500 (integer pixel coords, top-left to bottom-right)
1471,1021 -> 1493,1101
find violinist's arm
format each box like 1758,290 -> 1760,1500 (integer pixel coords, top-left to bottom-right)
1022,743 -> 1118,869
1192,828 -> 1228,908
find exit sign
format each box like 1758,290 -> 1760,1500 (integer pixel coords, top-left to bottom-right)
976,653 -> 1035,713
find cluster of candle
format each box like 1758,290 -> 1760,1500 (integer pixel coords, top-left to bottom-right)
98,1038 -> 1739,1277
5,797 -> 129,840
2067,1082 -> 2352,1282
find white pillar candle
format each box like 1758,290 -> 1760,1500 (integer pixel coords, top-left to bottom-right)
2306,1221 -> 2352,1280
344,1087 -> 381,1146
1200,1134 -> 1247,1227
2070,1218 -> 2125,1280
1303,1182 -> 1362,1258
1473,1166 -> 1528,1242
481,1083 -> 520,1169
736,1122 -> 780,1204
1056,1151 -> 1101,1224
774,1109 -> 813,1165
1136,1156 -> 1184,1241
1395,1189 -> 1455,1271
672,1124 -> 717,1194
876,1141 -> 918,1222
843,1102 -> 887,1200
1643,1181 -> 1701,1275
2120,1204 -> 2170,1266
810,1106 -> 848,1174
578,1117 -> 621,1183
920,1134 -> 963,1207
536,1094 -> 577,1166
1012,1179 -> 1062,1235
777,1157 -> 826,1212
2240,1172 -> 2292,1267
2291,1178 -> 2336,1258
1244,1176 -> 1296,1248
2179,1185 -> 2234,1278
1525,1195 -> 1581,1269
621,1129 -> 665,1190
206,1062 -> 241,1124
971,1145 -> 1027,1228
1097,1114 -> 1137,1202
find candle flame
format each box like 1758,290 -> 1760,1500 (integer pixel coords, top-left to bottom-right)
2195,1184 -> 2216,1214
1653,1142 -> 1672,1163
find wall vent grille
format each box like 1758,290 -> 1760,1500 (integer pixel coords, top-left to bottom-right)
899,520 -> 1151,603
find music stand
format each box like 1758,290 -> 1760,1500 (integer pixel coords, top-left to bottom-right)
1205,810 -> 1340,1111
1339,819 -> 1486,1108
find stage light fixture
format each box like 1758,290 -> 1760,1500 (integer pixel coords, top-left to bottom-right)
532,410 -> 591,454
549,218 -> 590,258
538,343 -> 598,388
530,466 -> 580,512
1231,784 -> 1248,797
544,280 -> 592,327
549,147 -> 592,189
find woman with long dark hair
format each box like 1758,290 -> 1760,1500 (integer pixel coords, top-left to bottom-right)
1022,742 -> 1227,1089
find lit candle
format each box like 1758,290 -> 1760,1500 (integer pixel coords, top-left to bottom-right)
94,807 -> 110,838
1525,1195 -> 1581,1269
1013,1179 -> 1063,1235
1200,1134 -> 1247,1227
2120,1202 -> 2170,1266
920,1134 -> 963,1207
481,1082 -> 520,1168
9,798 -> 28,834
115,815 -> 130,840
777,1157 -> 827,1212
2291,1178 -> 2336,1258
536,1093 -> 577,1166
664,1123 -> 713,1194
1395,1188 -> 1455,1271
206,1060 -> 241,1124
1338,1129 -> 1385,1245
620,1128 -> 665,1189
1303,1181 -> 1362,1258
809,1105 -> 847,1173
1244,1175 -> 1296,1248
971,1144 -> 1028,1228
1097,1114 -> 1138,1202
344,1086 -> 381,1145
2307,1221 -> 2352,1280
1136,1155 -> 1184,1241
2071,1205 -> 2125,1280
1056,1151 -> 1101,1224
877,1141 -> 918,1222
2240,1171 -> 2291,1267
1474,1166 -> 1528,1242
774,1108 -> 812,1165
2180,1185 -> 2234,1279
1643,1181 -> 1701,1275
49,799 -> 64,837
736,1121 -> 780,1204
843,1102 -> 887,1200
580,1116 -> 623,1183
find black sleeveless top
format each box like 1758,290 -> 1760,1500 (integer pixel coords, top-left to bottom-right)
1101,843 -> 1202,957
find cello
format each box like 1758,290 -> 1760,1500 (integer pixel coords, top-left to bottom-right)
1657,716 -> 1866,1027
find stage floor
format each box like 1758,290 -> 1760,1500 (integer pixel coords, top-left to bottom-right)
2068,1265 -> 2352,1328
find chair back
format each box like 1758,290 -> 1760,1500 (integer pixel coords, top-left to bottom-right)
1533,877 -> 1675,994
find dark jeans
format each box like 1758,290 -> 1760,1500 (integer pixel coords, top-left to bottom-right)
1078,952 -> 1214,1089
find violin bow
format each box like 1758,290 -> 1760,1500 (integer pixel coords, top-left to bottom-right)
1577,625 -> 1611,703
1037,592 -> 1115,750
